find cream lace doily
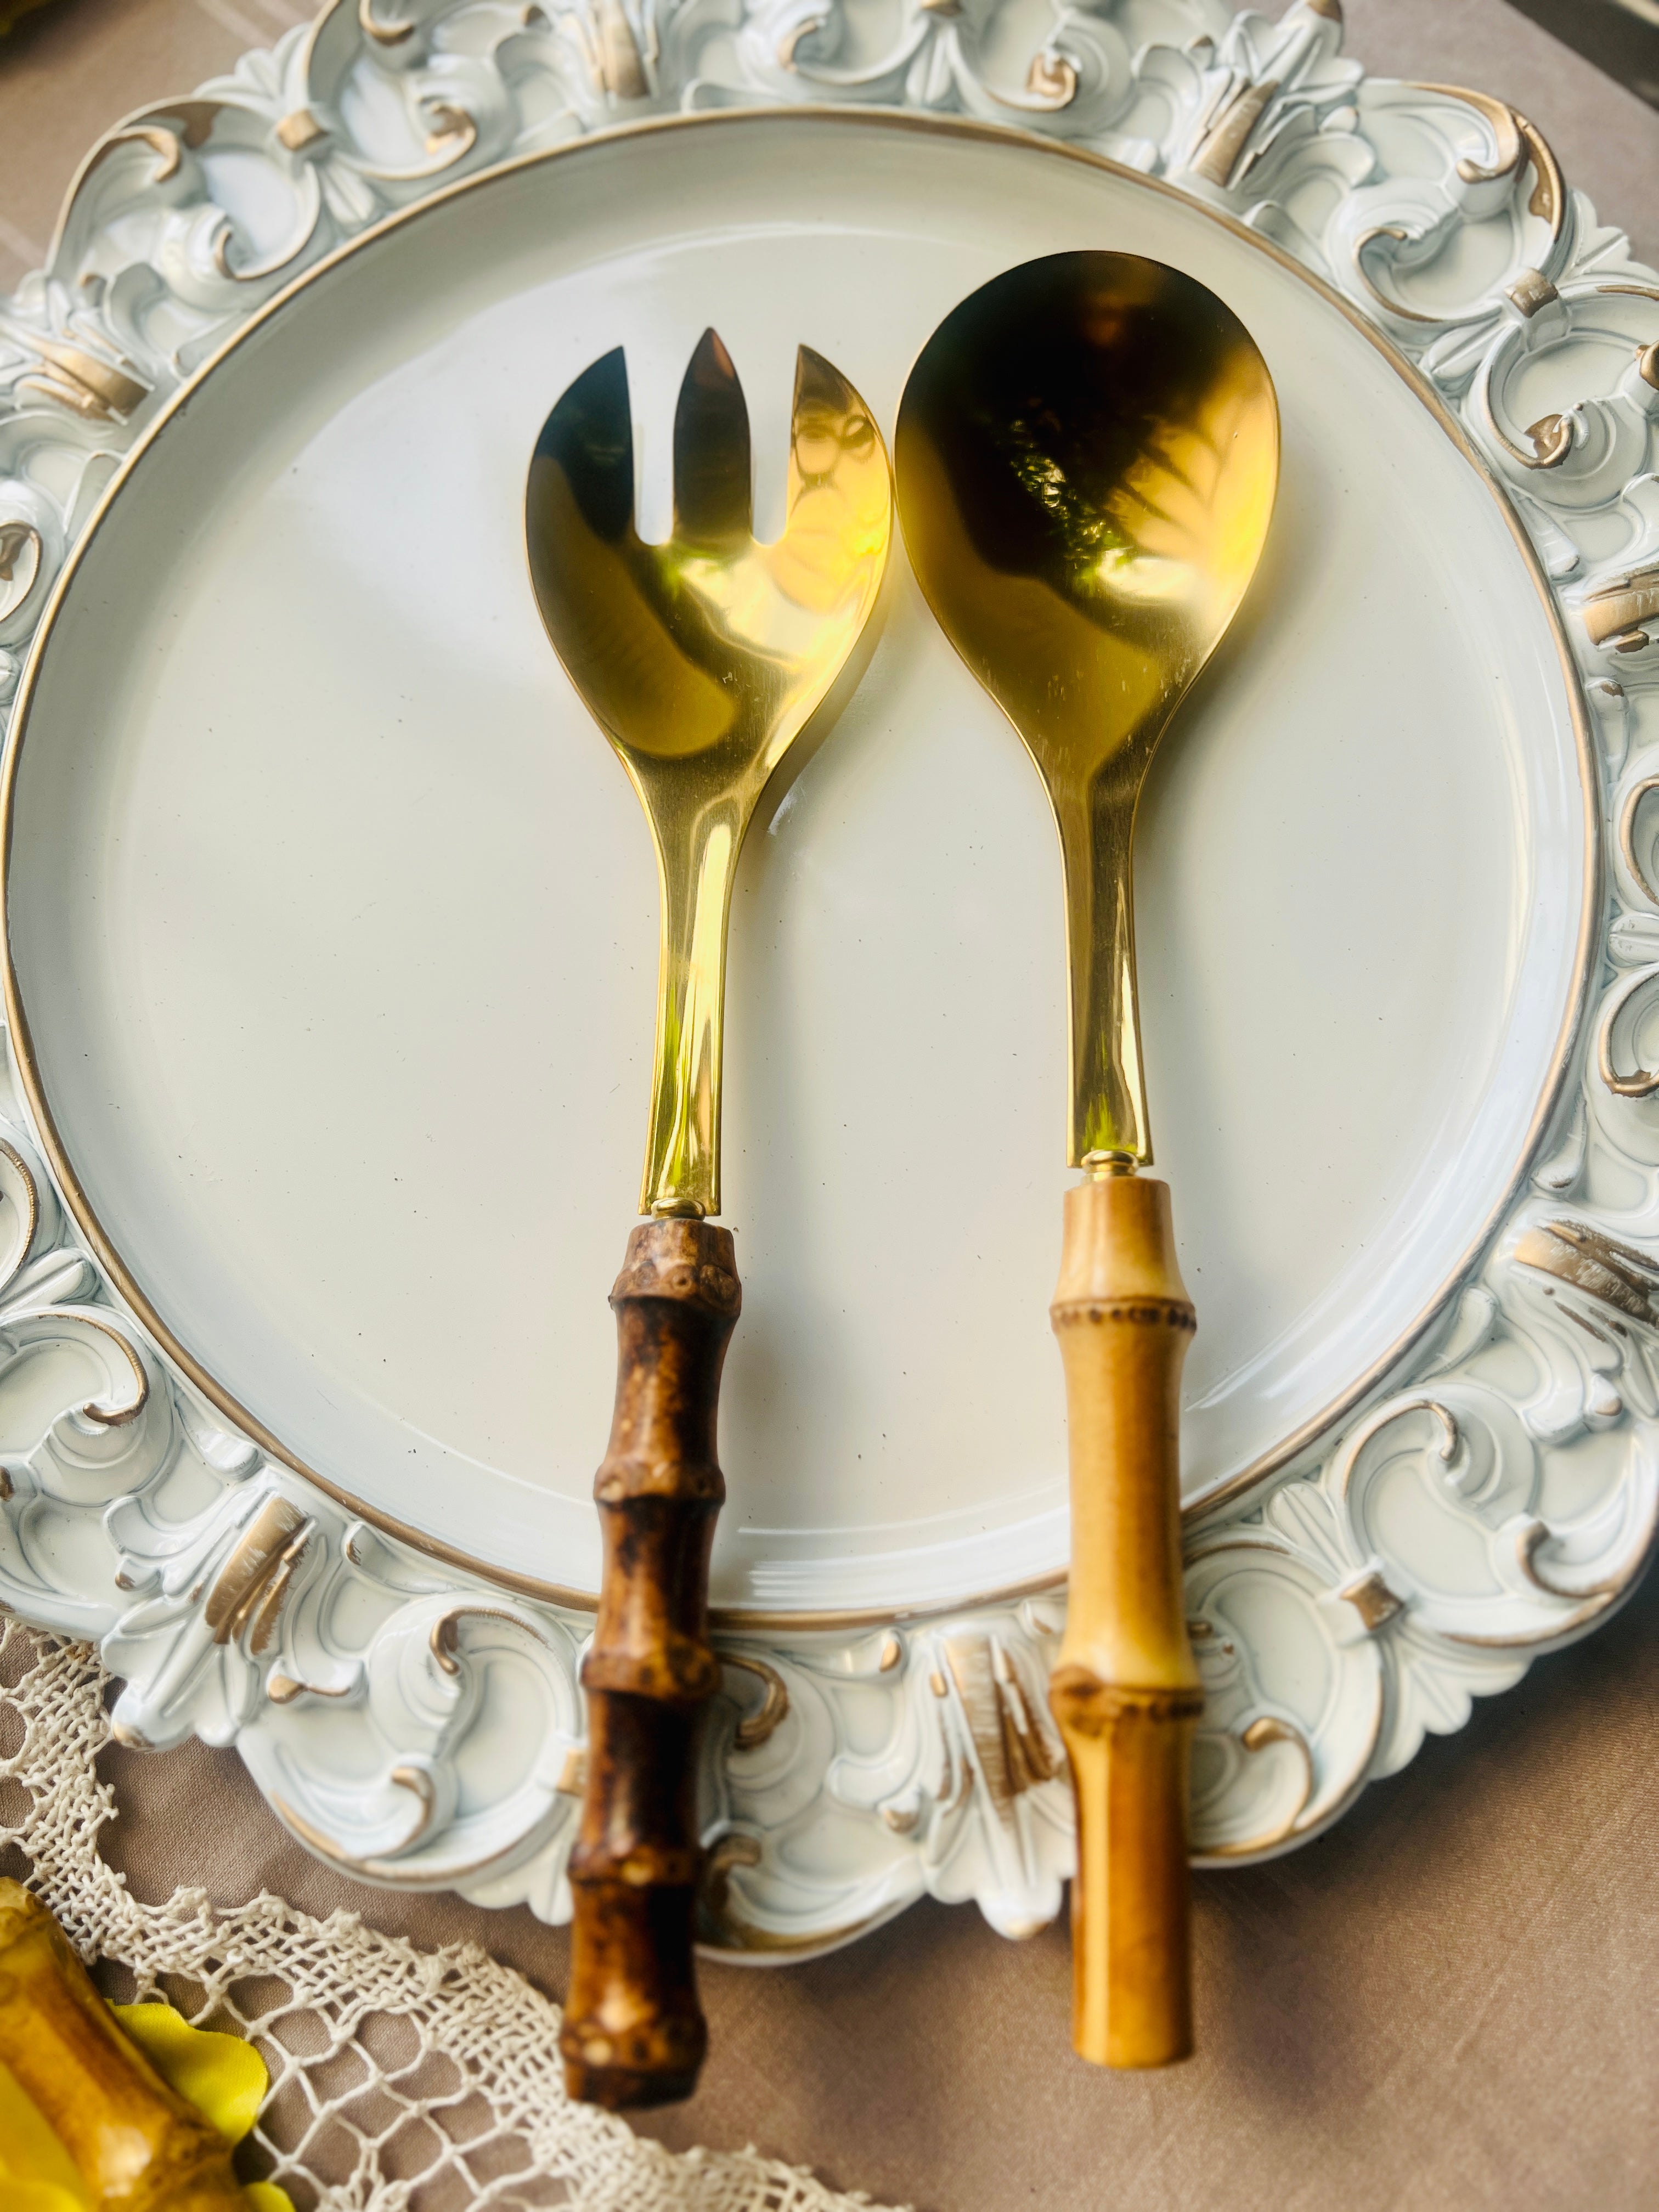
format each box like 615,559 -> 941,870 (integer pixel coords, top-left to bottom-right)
0,1616 -> 904,2211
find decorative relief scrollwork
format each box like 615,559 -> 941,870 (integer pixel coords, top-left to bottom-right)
1,0 -> 1657,1952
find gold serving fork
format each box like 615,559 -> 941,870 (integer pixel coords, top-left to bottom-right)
896,252 -> 1277,2068
526,331 -> 891,2108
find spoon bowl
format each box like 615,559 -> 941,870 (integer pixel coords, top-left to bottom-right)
895,252 -> 1278,1164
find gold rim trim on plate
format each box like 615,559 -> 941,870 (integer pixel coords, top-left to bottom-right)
0,103 -> 1601,1629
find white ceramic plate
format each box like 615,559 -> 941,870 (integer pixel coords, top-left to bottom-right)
4,108 -> 1588,1618
3,0 -> 1655,1935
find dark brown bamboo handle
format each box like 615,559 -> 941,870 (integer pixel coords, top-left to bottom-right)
560,1216 -> 740,2110
1047,1171 -> 1203,2069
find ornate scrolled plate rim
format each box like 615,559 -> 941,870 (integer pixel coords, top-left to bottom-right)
0,0 -> 1655,1955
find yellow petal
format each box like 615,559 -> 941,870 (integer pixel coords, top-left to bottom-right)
244,2185 -> 297,2212
0,2059 -> 95,2210
110,2002 -> 269,2145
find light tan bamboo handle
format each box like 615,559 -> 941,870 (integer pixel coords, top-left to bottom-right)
1047,1170 -> 1203,2069
0,1878 -> 251,2209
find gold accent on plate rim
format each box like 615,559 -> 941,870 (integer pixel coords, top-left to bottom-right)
1596,964 -> 1659,1098
202,1493 -> 312,1650
1414,81 -> 1566,236
1189,74 -> 1282,189
1618,773 -> 1659,904
1506,268 -> 1559,318
1585,566 -> 1659,653
1337,1566 -> 1406,1631
1514,1217 -> 1659,1325
12,329 -> 148,422
276,108 -> 330,154
1353,86 -> 1564,330
0,104 -> 1600,1626
0,1137 -> 40,1295
698,1829 -> 901,1959
722,1651 -> 791,1748
266,1669 -> 352,1704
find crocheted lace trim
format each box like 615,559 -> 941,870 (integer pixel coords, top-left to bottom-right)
0,1617 -> 904,2211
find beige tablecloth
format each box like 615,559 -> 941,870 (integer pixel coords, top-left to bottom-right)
3,5 -> 1656,2207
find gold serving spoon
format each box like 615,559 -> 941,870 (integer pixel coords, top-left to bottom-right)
896,252 -> 1277,2068
527,331 -> 891,2109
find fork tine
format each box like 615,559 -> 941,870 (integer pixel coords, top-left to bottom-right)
780,346 -> 888,594
532,345 -> 634,544
673,329 -> 751,545
791,342 -> 859,428
787,346 -> 884,505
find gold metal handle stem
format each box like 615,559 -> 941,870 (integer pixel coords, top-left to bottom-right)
1048,1170 -> 1201,2068
1053,775 -> 1152,1167
642,794 -> 745,1217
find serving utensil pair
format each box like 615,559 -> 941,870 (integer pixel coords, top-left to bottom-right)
525,255 -> 1279,2107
